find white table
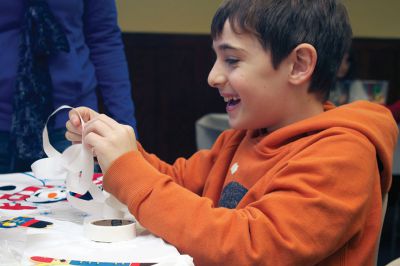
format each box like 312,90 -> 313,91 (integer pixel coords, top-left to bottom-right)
0,173 -> 192,266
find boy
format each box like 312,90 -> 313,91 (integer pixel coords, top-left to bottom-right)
66,0 -> 398,265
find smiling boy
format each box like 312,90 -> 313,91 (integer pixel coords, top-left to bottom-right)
209,21 -> 324,132
66,0 -> 398,265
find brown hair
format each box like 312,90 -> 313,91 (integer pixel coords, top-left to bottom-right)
211,0 -> 353,101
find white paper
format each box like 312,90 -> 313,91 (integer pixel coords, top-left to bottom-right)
31,105 -> 128,219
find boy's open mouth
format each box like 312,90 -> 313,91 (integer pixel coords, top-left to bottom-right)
227,98 -> 241,107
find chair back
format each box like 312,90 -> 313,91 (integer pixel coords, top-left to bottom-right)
195,113 -> 229,150
376,193 -> 388,265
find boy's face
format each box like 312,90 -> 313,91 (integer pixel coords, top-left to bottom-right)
208,21 -> 294,131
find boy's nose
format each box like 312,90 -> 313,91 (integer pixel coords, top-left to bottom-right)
208,63 -> 226,88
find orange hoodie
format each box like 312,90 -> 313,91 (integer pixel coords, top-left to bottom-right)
104,101 -> 398,266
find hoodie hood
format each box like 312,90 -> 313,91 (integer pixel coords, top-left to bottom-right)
255,100 -> 398,193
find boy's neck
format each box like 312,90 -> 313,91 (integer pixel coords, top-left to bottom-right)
267,95 -> 325,133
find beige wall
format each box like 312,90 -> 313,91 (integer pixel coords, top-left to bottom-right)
117,0 -> 400,38
116,0 -> 223,34
343,0 -> 400,38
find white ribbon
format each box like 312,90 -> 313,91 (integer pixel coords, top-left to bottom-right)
31,105 -> 130,219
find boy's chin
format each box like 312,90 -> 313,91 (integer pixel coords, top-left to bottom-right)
228,114 -> 257,130
229,119 -> 267,131
229,121 -> 246,130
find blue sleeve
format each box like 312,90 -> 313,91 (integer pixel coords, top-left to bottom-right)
83,0 -> 137,135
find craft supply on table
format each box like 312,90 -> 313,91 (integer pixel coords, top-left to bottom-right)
0,216 -> 52,229
83,218 -> 136,243
30,256 -> 155,265
31,105 -> 131,221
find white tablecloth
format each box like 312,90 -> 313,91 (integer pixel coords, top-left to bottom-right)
0,173 -> 193,266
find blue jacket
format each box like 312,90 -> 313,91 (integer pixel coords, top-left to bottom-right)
0,0 -> 136,132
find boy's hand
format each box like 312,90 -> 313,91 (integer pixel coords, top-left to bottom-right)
65,107 -> 99,143
82,114 -> 138,173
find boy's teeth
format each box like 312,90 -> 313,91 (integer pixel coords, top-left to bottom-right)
223,97 -> 239,102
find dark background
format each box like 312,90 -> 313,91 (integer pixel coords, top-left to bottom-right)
120,34 -> 400,163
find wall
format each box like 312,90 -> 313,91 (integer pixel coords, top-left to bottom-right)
343,0 -> 400,39
116,0 -> 222,34
116,0 -> 400,38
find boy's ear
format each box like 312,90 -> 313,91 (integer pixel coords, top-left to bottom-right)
288,43 -> 317,85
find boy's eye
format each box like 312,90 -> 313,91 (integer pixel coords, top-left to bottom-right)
225,58 -> 239,65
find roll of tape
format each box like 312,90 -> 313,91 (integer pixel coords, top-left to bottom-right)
84,219 -> 136,242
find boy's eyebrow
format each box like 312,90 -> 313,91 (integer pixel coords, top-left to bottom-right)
213,43 -> 245,52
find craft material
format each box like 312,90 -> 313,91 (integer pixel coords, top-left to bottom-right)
0,185 -> 16,191
0,185 -> 65,203
30,256 -> 155,265
0,216 -> 52,228
31,105 -> 129,218
84,219 -> 136,243
0,202 -> 37,211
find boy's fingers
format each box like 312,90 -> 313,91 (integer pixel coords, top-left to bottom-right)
65,130 -> 82,143
66,121 -> 81,135
71,115 -> 81,127
84,132 -> 103,153
68,107 -> 96,126
84,118 -> 113,139
85,114 -> 119,129
68,110 -> 82,128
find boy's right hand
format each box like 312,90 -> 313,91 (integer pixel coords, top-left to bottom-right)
65,107 -> 99,144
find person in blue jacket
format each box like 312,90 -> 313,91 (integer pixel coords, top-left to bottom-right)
0,0 -> 137,173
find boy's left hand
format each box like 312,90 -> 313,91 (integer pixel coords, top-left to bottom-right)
82,114 -> 138,173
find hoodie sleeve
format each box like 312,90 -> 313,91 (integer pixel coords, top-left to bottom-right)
131,130 -> 239,195
103,127 -> 383,266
